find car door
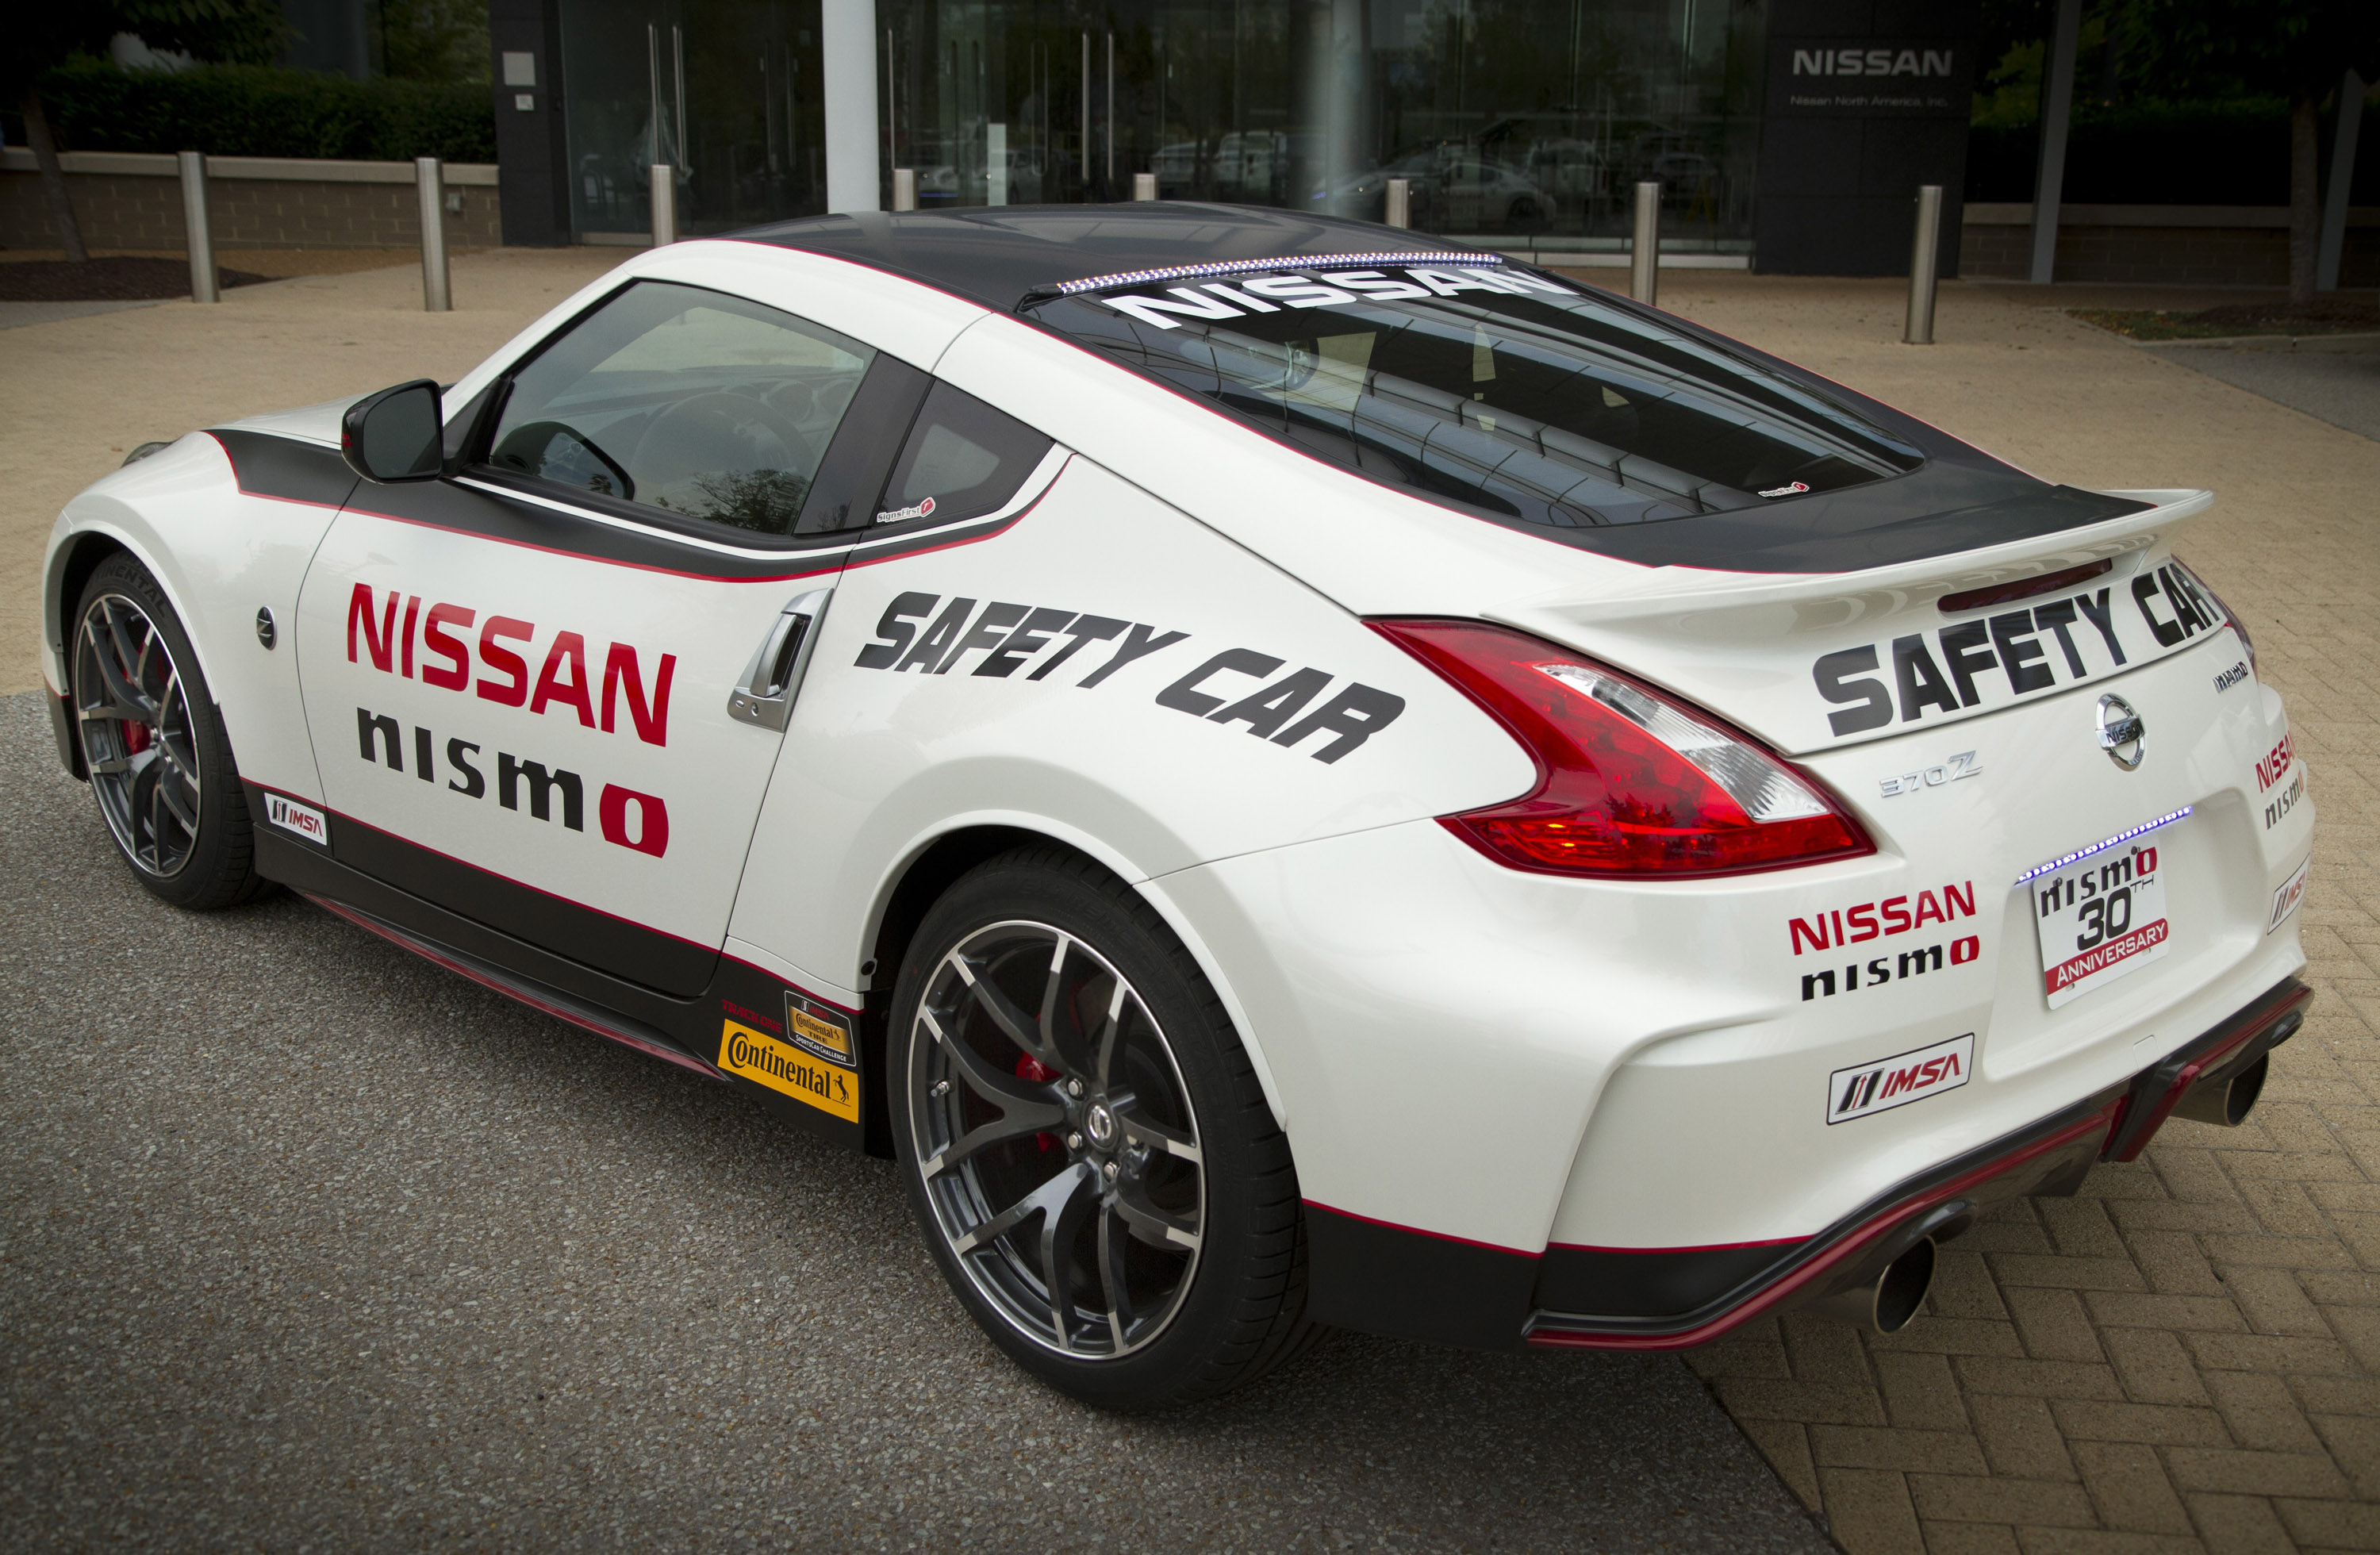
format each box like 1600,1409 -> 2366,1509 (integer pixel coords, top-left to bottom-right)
292,278 -> 911,996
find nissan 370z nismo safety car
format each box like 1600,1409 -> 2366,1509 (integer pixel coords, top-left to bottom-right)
41,205 -> 2313,1408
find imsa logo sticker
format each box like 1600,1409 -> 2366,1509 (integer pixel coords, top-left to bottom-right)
720,1019 -> 858,1123
263,791 -> 329,846
1828,1032 -> 1973,1124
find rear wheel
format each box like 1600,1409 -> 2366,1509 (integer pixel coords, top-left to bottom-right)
889,848 -> 1319,1408
71,555 -> 268,909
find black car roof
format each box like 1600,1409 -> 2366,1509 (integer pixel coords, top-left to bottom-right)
731,202 -> 2151,574
729,203 -> 1473,313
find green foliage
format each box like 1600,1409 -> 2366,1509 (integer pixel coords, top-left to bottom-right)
1973,0 -> 2380,125
1967,96 -> 2380,203
40,57 -> 495,162
368,0 -> 489,85
5,0 -> 287,99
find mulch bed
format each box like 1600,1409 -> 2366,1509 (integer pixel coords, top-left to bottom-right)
2071,298 -> 2380,341
0,255 -> 270,302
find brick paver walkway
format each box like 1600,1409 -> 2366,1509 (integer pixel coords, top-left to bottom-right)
1643,275 -> 2380,1555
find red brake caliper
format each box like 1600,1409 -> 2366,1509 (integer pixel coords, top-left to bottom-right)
122,720 -> 151,755
1016,1054 -> 1059,1152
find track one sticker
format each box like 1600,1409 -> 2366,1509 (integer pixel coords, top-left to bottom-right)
1829,1033 -> 1973,1123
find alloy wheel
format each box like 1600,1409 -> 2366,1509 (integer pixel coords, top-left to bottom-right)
908,920 -> 1205,1358
75,593 -> 203,877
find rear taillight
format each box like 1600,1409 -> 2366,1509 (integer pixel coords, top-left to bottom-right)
1372,619 -> 1874,878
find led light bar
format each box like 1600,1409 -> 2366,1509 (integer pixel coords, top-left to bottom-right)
1053,251 -> 1508,296
2013,807 -> 2193,886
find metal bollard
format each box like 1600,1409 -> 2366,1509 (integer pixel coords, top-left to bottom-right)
1630,181 -> 1660,305
650,165 -> 678,246
1904,185 -> 1944,345
892,167 -> 917,211
1384,177 -> 1411,228
416,158 -> 451,313
1132,171 -> 1157,201
178,152 -> 218,304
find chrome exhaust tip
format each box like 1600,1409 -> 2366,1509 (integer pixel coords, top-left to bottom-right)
2171,1052 -> 2269,1128
1806,1237 -> 1937,1334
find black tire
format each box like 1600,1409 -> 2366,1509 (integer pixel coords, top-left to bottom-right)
889,847 -> 1321,1409
70,554 -> 270,909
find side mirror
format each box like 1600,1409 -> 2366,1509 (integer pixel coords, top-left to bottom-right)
341,379 -> 444,482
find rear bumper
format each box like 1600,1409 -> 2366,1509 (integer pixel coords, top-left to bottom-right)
1305,975 -> 2309,1352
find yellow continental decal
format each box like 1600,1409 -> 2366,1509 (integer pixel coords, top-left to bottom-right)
720,1019 -> 858,1123
787,1002 -> 853,1062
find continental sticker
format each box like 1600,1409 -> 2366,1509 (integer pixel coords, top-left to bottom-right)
785,992 -> 856,1066
720,1019 -> 858,1123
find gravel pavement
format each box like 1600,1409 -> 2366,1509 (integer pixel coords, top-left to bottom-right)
0,695 -> 1828,1553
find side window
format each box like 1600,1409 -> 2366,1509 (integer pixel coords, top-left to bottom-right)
484,280 -> 874,537
873,382 -> 1054,528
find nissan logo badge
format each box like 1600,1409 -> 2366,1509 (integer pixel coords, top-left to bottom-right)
2097,693 -> 2146,770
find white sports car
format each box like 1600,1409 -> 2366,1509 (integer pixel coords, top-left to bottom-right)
41,206 -> 2313,1409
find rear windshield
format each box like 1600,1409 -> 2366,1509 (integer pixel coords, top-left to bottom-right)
1025,261 -> 1924,531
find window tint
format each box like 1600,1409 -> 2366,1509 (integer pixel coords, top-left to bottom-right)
485,281 -> 874,536
1027,263 -> 1923,531
873,382 -> 1053,528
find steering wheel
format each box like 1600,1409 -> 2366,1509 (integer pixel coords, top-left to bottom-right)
629,391 -> 815,497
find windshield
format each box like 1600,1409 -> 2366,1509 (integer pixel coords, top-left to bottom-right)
1026,260 -> 1923,531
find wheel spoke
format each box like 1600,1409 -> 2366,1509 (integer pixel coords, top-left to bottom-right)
922,1008 -> 1060,1114
921,1096 -> 1068,1179
1116,1103 -> 1202,1165
954,1158 -> 1094,1256
1096,1205 -> 1134,1351
81,617 -> 154,724
1112,1177 -> 1201,1252
1041,1162 -> 1104,1350
154,764 -> 200,833
1091,977 -> 1127,1092
957,959 -> 1058,1067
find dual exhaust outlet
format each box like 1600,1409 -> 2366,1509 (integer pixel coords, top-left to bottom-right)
1806,1052 -> 2271,1334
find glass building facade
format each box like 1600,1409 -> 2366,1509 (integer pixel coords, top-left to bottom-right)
559,0 -> 1768,253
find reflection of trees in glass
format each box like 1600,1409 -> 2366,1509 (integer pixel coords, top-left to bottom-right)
682,469 -> 808,532
367,0 -> 490,83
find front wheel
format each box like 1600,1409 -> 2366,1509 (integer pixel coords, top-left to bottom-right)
71,554 -> 269,909
889,848 -> 1319,1408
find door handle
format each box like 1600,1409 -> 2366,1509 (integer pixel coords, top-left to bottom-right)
727,586 -> 831,732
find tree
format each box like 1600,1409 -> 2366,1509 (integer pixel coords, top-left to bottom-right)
2135,0 -> 2380,304
3,0 -> 284,262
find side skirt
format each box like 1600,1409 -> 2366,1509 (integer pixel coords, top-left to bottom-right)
251,810 -> 870,1154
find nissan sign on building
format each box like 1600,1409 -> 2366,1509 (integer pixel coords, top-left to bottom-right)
1753,2 -> 1978,276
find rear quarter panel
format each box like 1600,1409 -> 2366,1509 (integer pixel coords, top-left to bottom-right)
726,454 -> 1536,999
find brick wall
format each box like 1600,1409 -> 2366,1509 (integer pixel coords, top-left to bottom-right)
1,167 -> 502,252
1960,211 -> 2380,288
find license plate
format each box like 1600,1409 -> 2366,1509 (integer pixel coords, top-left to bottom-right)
2031,831 -> 2173,1008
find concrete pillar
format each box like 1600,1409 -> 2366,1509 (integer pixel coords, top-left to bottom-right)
2028,0 -> 2082,285
2317,71 -> 2366,292
822,0 -> 881,213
